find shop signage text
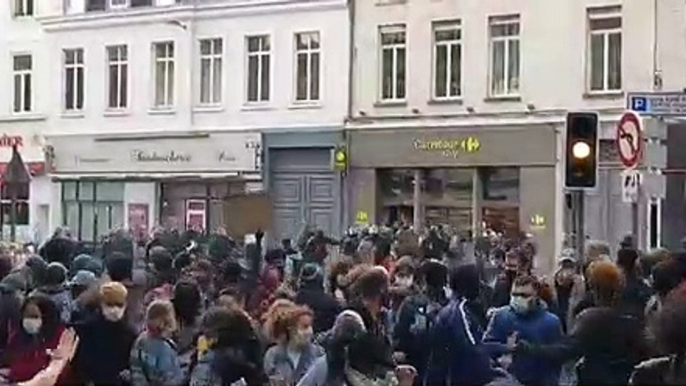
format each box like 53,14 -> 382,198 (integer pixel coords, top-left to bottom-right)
0,135 -> 23,148
131,150 -> 191,163
218,151 -> 236,162
413,136 -> 481,158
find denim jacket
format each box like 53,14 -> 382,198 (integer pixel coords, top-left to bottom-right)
263,343 -> 324,384
130,332 -> 185,386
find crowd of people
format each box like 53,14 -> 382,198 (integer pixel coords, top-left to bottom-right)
1,225 -> 686,386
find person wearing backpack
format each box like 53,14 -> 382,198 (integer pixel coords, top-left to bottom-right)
393,259 -> 448,384
130,300 -> 185,386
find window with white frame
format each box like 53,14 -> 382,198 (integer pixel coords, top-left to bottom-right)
246,35 -> 271,103
433,21 -> 462,99
199,38 -> 223,105
588,8 -> 622,92
14,0 -> 33,17
13,55 -> 32,113
64,48 -> 85,111
489,15 -> 520,97
295,32 -> 321,102
107,45 -> 128,109
153,42 -> 175,108
380,25 -> 406,101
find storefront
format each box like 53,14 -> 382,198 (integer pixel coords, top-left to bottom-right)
263,129 -> 344,243
347,125 -> 562,272
47,131 -> 262,242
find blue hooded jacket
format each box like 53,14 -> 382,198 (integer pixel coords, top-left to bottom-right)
424,297 -> 503,386
482,302 -> 563,386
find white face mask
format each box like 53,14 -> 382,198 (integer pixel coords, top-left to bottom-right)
23,318 -> 42,335
102,306 -> 126,322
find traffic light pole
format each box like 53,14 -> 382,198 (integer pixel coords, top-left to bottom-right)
571,190 -> 585,259
631,183 -> 641,250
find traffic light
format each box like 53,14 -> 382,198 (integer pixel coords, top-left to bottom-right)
565,112 -> 598,189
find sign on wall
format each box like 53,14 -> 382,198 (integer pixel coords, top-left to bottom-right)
48,132 -> 262,174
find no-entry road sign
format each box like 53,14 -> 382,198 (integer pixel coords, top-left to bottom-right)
616,111 -> 643,169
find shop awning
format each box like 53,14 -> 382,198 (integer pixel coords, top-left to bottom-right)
0,162 -> 45,179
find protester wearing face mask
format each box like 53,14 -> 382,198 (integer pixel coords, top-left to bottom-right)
483,275 -> 563,386
3,294 -> 69,384
264,305 -> 323,385
491,250 -> 523,308
72,282 -> 137,386
549,251 -> 586,333
130,300 -> 185,386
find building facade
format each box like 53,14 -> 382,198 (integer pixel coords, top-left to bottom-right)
0,0 -> 51,243
348,0 -> 686,272
36,0 -> 349,244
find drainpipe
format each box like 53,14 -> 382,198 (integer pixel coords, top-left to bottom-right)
346,0 -> 355,121
342,0 -> 355,232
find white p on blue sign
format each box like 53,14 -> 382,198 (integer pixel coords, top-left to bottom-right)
630,96 -> 648,112
627,92 -> 686,116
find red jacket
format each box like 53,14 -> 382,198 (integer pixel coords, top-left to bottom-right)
6,324 -> 70,384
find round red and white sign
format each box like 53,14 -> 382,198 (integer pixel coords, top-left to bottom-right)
616,111 -> 643,168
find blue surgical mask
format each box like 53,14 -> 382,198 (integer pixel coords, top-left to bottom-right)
510,296 -> 533,314
22,318 -> 42,335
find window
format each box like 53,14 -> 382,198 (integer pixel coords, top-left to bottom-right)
199,38 -> 223,105
13,55 -> 32,113
14,0 -> 33,17
1,183 -> 30,227
153,42 -> 175,108
247,36 -> 271,102
110,0 -> 128,9
380,25 -> 406,101
64,49 -> 85,111
62,181 -> 124,242
489,15 -> 520,96
107,45 -> 128,109
130,0 -> 152,7
86,0 -> 106,12
246,35 -> 271,103
433,21 -> 462,99
295,32 -> 321,102
588,8 -> 622,92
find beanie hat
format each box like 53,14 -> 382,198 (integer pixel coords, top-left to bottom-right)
69,270 -> 97,288
100,281 -> 128,305
45,262 -> 68,286
72,254 -> 103,277
299,263 -> 320,282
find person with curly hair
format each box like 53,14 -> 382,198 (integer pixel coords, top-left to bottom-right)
263,304 -> 323,384
190,307 -> 267,386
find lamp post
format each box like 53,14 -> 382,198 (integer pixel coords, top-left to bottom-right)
2,145 -> 31,242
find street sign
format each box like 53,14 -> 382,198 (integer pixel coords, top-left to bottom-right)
621,169 -> 642,203
627,92 -> 686,116
616,111 -> 643,168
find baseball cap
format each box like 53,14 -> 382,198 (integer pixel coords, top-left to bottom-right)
559,248 -> 578,264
